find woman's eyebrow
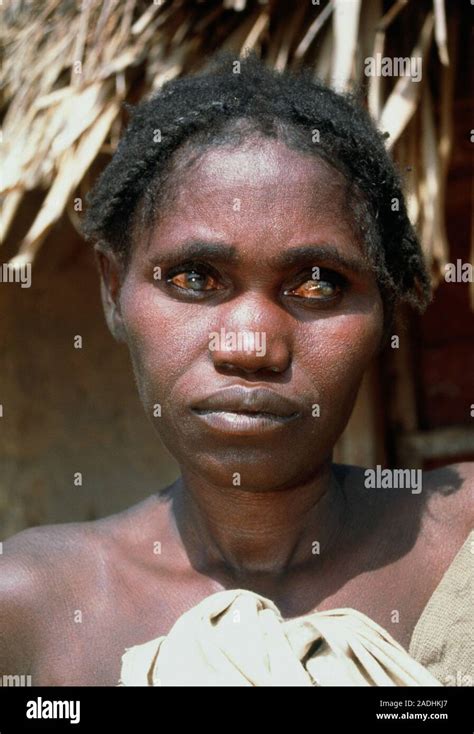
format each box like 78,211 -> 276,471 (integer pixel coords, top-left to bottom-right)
149,241 -> 238,266
149,240 -> 368,275
273,245 -> 368,275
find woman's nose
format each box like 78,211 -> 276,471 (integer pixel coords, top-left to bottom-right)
208,297 -> 292,375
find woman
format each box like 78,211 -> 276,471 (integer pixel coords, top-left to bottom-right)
1,54 -> 472,687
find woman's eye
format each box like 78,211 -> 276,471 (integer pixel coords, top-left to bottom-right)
284,276 -> 342,300
167,268 -> 220,292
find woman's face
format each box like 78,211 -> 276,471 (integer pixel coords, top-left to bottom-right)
114,137 -> 384,489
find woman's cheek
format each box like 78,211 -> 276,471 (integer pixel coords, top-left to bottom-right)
332,301 -> 383,357
300,311 -> 382,401
118,285 -> 167,403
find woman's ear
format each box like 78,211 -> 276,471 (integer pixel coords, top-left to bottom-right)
94,243 -> 127,343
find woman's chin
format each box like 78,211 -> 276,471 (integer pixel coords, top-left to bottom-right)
175,452 -> 324,491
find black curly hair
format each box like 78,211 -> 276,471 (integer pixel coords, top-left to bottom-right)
82,52 -> 432,333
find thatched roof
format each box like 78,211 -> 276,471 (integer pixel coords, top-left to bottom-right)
1,0 -> 461,297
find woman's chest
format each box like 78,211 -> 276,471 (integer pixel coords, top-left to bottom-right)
30,538 -> 447,685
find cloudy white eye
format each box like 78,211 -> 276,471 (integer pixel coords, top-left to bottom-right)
286,279 -> 339,299
283,269 -> 346,301
166,264 -> 221,292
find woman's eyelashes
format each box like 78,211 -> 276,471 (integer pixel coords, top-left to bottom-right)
160,262 -> 348,304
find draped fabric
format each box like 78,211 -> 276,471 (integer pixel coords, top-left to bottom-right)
119,531 -> 473,687
118,589 -> 440,687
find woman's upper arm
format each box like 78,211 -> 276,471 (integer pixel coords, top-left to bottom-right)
0,529 -> 50,676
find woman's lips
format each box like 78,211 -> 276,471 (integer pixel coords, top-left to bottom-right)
189,386 -> 302,434
191,408 -> 299,434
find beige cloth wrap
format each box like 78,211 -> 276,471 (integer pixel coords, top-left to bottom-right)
408,529 -> 474,686
118,589 -> 441,687
119,531 -> 473,687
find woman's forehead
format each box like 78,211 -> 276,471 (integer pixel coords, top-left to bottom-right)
170,136 -> 348,197
144,137 -> 357,250
147,151 -> 363,267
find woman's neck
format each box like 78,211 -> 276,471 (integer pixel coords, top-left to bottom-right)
170,462 -> 348,581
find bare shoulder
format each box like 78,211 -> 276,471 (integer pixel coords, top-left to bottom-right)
0,521 -> 100,672
334,461 -> 473,565
0,502 -> 154,676
0,490 -> 171,594
0,492 -> 173,667
337,460 -> 473,525
1,519 -> 102,584
0,490 -> 176,683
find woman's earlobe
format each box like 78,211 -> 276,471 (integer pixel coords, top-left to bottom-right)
94,245 -> 127,343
